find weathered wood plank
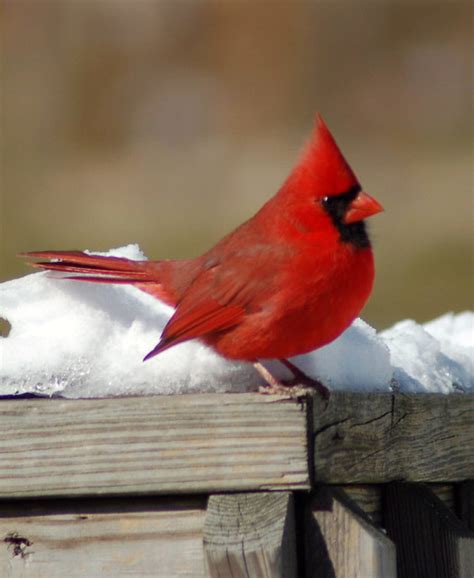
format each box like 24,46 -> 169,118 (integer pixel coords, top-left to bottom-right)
384,483 -> 474,578
0,394 -> 310,498
204,492 -> 297,578
306,486 -> 396,578
0,497 -> 207,577
313,392 -> 474,483
335,485 -> 383,526
328,484 -> 458,528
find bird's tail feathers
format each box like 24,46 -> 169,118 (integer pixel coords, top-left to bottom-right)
21,250 -> 177,305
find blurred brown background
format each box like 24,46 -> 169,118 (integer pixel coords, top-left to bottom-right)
1,1 -> 472,329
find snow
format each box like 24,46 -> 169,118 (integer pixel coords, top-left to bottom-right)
1,244 -> 472,398
381,314 -> 473,394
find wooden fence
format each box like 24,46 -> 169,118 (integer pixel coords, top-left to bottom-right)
0,392 -> 472,577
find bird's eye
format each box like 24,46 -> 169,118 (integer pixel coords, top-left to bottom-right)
321,196 -> 329,204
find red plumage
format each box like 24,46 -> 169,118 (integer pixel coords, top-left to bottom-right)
23,115 -> 383,395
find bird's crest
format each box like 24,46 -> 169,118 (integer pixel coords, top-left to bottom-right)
281,114 -> 360,200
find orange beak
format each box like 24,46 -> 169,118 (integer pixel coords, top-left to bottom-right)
343,191 -> 383,224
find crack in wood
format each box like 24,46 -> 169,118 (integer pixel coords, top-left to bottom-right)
390,394 -> 396,427
313,417 -> 350,440
434,434 -> 457,442
389,412 -> 409,431
356,447 -> 387,466
349,410 -> 393,428
241,540 -> 250,578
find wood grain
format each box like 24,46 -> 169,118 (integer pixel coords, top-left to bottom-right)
1,391 -> 471,499
0,394 -> 310,498
335,485 -> 383,526
204,492 -> 296,578
0,497 -> 207,578
384,483 -> 474,578
306,486 -> 396,578
313,392 -> 474,483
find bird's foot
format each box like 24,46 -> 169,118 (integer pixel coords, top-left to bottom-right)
280,359 -> 331,400
279,375 -> 330,400
257,382 -> 317,398
253,360 -> 330,400
253,362 -> 304,397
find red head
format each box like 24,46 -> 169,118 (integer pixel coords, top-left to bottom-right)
278,114 -> 383,226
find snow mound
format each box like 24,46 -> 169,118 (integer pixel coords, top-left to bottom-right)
1,245 -> 471,398
382,313 -> 473,393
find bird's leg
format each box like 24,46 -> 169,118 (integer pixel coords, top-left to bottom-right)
279,359 -> 330,400
253,360 -> 330,399
253,361 -> 287,394
253,361 -> 302,395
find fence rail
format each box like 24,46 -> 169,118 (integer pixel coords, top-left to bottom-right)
0,391 -> 473,577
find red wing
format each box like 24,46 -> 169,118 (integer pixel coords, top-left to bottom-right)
143,266 -> 248,360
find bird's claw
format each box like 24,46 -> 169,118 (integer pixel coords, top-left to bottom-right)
280,376 -> 330,401
258,382 -> 316,399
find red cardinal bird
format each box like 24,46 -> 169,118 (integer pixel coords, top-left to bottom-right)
23,115 -> 382,397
